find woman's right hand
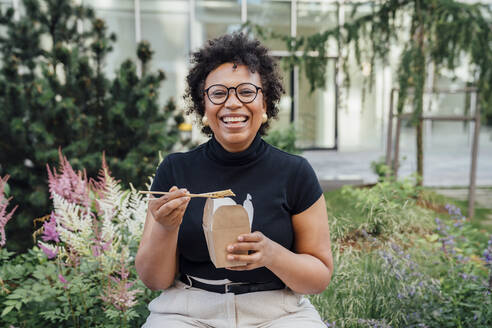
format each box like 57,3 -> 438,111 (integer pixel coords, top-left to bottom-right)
147,186 -> 190,232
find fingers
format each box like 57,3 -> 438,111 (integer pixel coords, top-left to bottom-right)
227,252 -> 261,263
148,186 -> 188,212
225,231 -> 269,271
227,241 -> 260,253
237,231 -> 263,242
148,186 -> 190,230
156,195 -> 189,218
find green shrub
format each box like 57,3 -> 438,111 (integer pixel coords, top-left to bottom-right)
264,124 -> 299,154
327,179 -> 434,242
0,156 -> 159,327
0,0 -> 185,252
317,186 -> 492,328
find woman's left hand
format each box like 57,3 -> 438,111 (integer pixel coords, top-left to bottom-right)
225,231 -> 278,271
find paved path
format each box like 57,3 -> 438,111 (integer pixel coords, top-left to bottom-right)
303,128 -> 492,188
433,188 -> 492,209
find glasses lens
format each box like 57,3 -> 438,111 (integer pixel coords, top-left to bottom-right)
208,85 -> 228,104
237,83 -> 257,103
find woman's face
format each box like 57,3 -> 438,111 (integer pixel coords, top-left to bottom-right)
203,63 -> 266,153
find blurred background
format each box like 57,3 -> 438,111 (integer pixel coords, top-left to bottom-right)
76,0 -> 492,185
0,0 -> 491,252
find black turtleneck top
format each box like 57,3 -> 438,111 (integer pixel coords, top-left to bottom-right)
150,133 -> 322,284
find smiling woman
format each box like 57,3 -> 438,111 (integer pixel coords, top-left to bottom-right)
136,33 -> 333,328
202,64 -> 266,152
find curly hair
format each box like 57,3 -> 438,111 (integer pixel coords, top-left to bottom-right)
184,32 -> 285,136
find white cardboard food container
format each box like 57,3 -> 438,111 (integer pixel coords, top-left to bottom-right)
202,197 -> 251,268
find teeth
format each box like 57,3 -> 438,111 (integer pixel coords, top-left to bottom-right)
222,116 -> 247,123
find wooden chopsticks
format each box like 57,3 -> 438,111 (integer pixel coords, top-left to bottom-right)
139,189 -> 235,199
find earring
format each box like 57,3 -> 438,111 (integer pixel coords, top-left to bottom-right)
261,113 -> 268,124
202,115 -> 209,126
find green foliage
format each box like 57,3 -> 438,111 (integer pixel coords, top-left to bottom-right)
327,179 -> 434,242
0,0 -> 184,251
0,158 -> 160,327
264,124 -> 300,154
370,156 -> 392,181
314,184 -> 492,327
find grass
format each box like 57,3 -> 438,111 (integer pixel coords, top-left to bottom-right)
316,183 -> 492,327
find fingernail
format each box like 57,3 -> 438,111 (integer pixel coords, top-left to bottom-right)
238,236 -> 243,241
227,255 -> 234,260
227,245 -> 234,251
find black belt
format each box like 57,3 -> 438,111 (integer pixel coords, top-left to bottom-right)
179,275 -> 285,295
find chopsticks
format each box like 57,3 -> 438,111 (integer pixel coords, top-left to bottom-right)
139,189 -> 235,199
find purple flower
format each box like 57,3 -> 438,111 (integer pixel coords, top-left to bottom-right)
38,242 -> 58,259
92,245 -> 101,257
100,256 -> 142,312
46,149 -> 90,207
41,212 -> 59,243
58,274 -> 69,289
0,175 -> 18,247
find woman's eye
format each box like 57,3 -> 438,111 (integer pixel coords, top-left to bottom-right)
212,91 -> 226,97
239,90 -> 254,95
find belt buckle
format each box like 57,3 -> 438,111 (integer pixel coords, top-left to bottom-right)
224,281 -> 247,293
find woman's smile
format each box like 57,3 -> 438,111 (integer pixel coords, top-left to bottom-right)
219,114 -> 250,127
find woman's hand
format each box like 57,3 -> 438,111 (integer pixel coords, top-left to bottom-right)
147,186 -> 190,232
225,231 -> 279,271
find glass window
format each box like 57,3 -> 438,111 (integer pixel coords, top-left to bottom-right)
296,1 -> 339,148
140,0 -> 190,106
195,0 -> 242,44
297,0 -> 338,56
297,0 -> 337,35
83,0 -> 137,79
247,0 -> 291,51
269,58 -> 292,131
296,58 -> 336,148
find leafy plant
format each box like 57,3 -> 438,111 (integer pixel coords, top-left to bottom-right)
0,0 -> 185,252
264,124 -> 300,154
312,202 -> 492,328
0,153 -> 159,327
328,179 -> 433,242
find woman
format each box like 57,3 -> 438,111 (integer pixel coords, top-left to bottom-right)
136,33 -> 333,328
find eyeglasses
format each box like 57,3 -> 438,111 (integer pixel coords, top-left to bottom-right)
204,83 -> 262,105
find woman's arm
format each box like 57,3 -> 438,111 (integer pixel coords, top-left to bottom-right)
226,194 -> 333,294
135,186 -> 189,290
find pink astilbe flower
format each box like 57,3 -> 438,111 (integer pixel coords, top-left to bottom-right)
0,175 -> 18,247
100,256 -> 142,312
41,212 -> 60,243
38,242 -> 58,259
58,274 -> 69,289
91,218 -> 112,257
46,148 -> 90,207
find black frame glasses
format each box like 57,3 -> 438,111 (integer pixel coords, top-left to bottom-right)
204,83 -> 262,105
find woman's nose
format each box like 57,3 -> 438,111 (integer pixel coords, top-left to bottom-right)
224,89 -> 242,108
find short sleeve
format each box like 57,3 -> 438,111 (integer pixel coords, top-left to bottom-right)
150,156 -> 174,196
287,157 -> 323,215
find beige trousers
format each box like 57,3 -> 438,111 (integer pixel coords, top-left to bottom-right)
143,280 -> 326,328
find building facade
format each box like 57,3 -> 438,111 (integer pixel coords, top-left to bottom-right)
3,0 -> 491,154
